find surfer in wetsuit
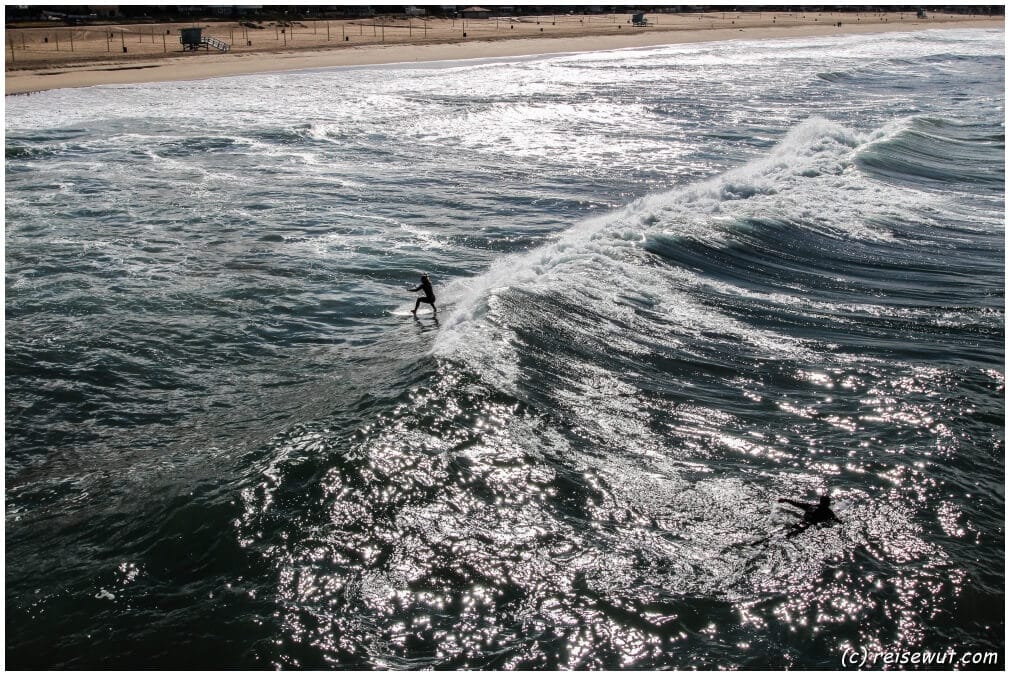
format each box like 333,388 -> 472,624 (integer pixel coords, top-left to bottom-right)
778,494 -> 841,538
410,273 -> 437,315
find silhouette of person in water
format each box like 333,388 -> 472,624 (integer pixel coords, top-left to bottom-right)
778,494 -> 841,538
410,273 -> 437,315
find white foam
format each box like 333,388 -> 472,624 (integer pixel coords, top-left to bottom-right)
94,588 -> 116,601
432,118 -> 889,379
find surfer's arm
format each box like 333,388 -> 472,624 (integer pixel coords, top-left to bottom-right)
409,284 -> 422,292
777,498 -> 810,511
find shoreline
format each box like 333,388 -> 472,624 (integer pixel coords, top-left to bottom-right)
5,15 -> 1003,95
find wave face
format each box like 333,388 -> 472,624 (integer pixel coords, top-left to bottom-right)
5,29 -> 1004,669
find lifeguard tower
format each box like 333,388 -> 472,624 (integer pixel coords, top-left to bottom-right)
180,27 -> 230,52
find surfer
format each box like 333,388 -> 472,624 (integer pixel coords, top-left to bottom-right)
778,494 -> 841,538
410,273 -> 437,315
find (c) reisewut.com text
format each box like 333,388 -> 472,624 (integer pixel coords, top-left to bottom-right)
841,647 -> 1000,668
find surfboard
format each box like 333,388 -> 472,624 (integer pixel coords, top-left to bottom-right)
388,300 -> 448,317
387,307 -> 442,318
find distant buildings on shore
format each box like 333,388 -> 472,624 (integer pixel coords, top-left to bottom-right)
5,4 -> 1004,25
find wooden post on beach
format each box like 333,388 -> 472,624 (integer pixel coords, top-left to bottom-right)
8,32 -> 14,64
327,22 -> 330,41
55,32 -> 60,51
121,31 -> 126,52
69,29 -> 74,52
163,32 -> 166,53
409,19 -> 412,37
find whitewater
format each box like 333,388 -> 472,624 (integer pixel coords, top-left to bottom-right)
5,28 -> 1004,668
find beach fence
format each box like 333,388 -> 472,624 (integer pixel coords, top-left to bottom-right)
3,22 -> 251,64
4,24 -> 185,62
1,14 -> 677,65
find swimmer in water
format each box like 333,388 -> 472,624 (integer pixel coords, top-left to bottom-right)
779,495 -> 841,538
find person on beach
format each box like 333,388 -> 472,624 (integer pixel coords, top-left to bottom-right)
410,273 -> 437,315
778,494 -> 841,538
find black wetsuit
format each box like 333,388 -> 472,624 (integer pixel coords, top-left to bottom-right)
780,498 -> 840,538
411,277 -> 436,313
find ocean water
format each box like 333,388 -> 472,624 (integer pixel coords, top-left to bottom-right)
5,28 -> 1004,669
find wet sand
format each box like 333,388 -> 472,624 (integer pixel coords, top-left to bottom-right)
5,11 -> 1002,95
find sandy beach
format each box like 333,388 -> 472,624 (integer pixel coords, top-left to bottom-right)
5,10 -> 1003,95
